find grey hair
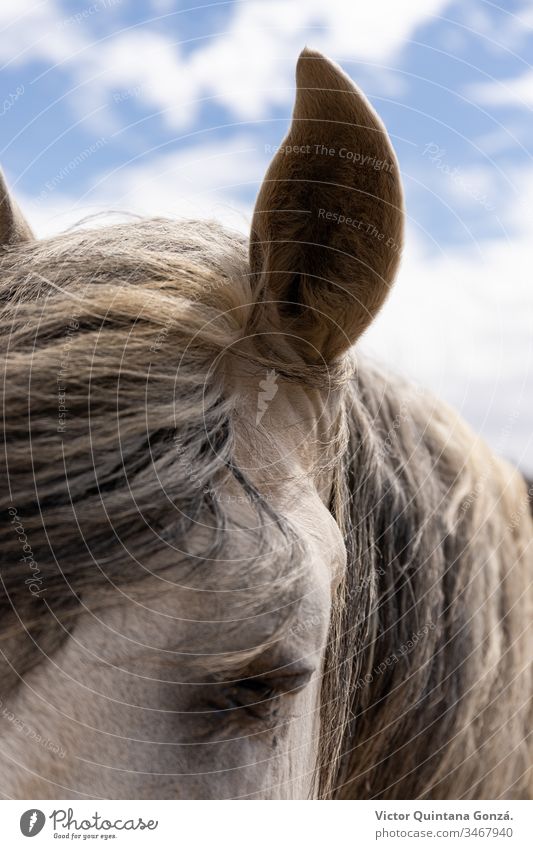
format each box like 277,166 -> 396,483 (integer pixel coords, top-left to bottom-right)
319,363 -> 532,799
0,218 -> 531,800
0,218 -> 302,690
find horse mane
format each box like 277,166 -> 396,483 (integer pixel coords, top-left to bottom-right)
0,218 -> 531,799
0,218 -> 302,691
319,363 -> 532,799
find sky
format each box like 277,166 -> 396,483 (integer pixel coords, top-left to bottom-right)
1,0 -> 532,471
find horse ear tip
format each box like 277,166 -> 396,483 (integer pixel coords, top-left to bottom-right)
296,47 -> 329,84
296,48 -> 352,95
0,167 -> 35,246
298,46 -> 323,61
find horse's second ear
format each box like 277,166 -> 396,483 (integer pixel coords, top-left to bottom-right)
0,170 -> 34,248
249,49 -> 404,362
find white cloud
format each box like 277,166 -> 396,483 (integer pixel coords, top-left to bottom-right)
0,0 -> 89,66
151,0 -> 452,124
89,32 -> 199,128
466,70 -> 533,109
475,124 -> 529,156
103,133 -> 263,228
0,0 -> 452,128
363,169 -> 533,470
21,133 -> 265,235
456,2 -> 533,53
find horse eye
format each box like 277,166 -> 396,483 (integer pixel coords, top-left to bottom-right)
207,667 -> 314,719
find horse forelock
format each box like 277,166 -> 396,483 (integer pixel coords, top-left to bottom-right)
0,218 -> 313,686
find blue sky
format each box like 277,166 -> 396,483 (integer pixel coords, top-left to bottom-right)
2,0 -> 533,469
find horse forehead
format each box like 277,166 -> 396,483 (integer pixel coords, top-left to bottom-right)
225,362 -> 346,580
230,364 -> 341,491
98,513 -> 337,665
195,480 -> 345,592
124,482 -> 344,639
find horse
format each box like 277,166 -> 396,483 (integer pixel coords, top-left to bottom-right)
0,48 -> 531,800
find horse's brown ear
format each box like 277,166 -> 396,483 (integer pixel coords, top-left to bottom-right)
0,170 -> 34,247
249,48 -> 404,362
